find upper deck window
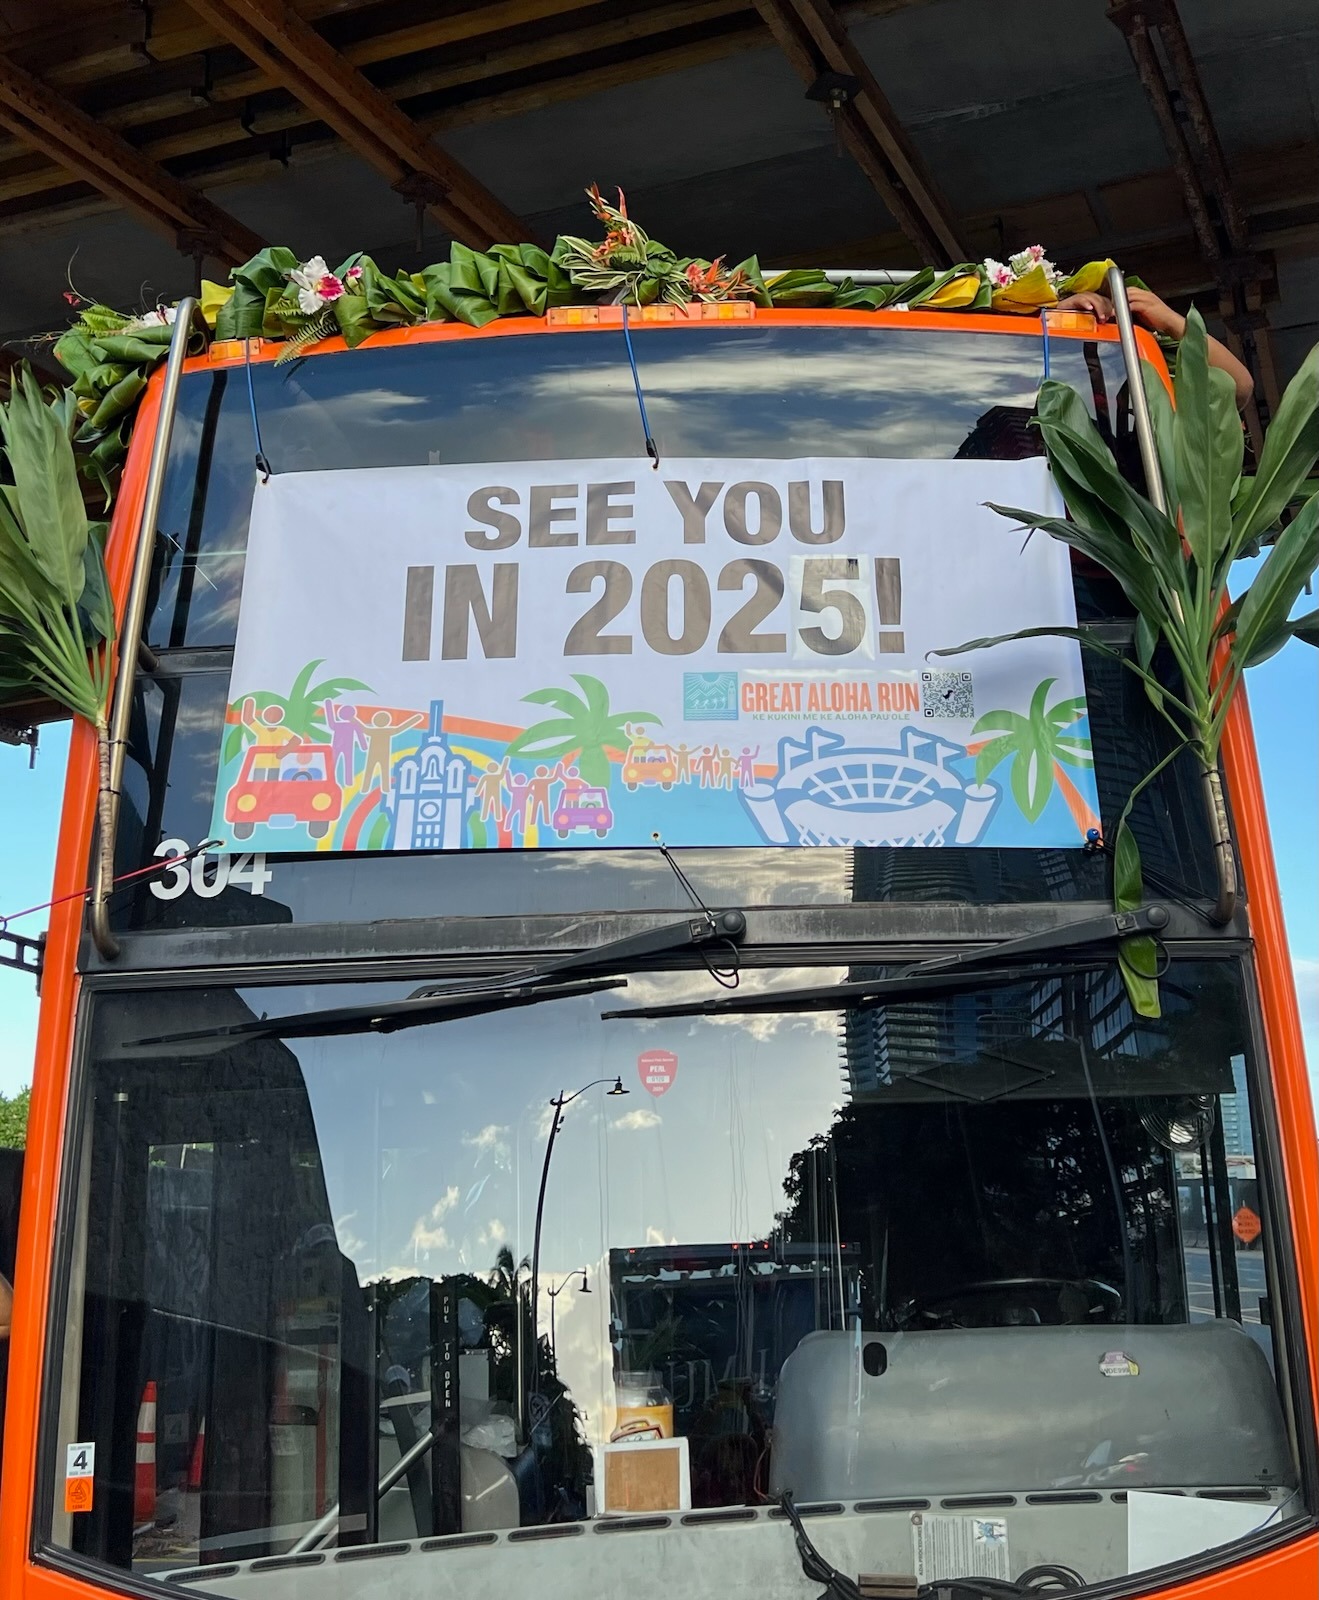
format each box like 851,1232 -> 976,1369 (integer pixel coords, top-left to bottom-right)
109,323 -> 1215,930
145,325 -> 1142,652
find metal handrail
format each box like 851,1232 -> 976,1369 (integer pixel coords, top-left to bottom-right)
89,297 -> 204,960
762,268 -> 918,285
1104,264 -> 1237,925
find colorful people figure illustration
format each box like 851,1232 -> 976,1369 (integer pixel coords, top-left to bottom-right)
718,748 -> 736,789
238,699 -> 302,772
323,699 -> 367,785
674,742 -> 693,784
559,764 -> 586,804
624,722 -> 654,766
524,762 -> 565,830
473,757 -> 512,825
506,771 -> 533,837
360,708 -> 425,795
737,746 -> 759,787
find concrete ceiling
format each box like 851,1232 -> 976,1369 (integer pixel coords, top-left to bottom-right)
0,0 -> 1314,383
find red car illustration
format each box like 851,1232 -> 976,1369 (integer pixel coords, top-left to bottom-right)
553,786 -> 614,839
226,744 -> 342,840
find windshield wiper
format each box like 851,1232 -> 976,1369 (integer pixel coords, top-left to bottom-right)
600,905 -> 1169,1022
407,907 -> 746,999
128,909 -> 747,1050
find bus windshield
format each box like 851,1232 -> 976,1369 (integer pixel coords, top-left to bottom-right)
48,959 -> 1298,1595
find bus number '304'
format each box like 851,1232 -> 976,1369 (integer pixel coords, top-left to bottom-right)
150,839 -> 272,899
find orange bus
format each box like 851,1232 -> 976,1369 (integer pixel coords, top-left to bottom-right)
1,290 -> 1314,1600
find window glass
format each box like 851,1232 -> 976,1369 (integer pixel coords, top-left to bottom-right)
49,961 -> 1300,1591
110,324 -> 1215,927
144,326 -> 1139,652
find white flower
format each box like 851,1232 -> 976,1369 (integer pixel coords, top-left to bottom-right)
288,255 -> 345,313
983,257 -> 1014,289
121,304 -> 178,333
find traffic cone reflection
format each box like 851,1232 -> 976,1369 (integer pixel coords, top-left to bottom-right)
134,1381 -> 157,1524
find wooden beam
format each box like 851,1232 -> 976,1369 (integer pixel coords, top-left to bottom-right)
754,0 -> 962,266
0,50 -> 264,265
0,0 -> 940,143
181,0 -> 529,246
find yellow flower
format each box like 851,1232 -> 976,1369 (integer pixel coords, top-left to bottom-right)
199,279 -> 234,329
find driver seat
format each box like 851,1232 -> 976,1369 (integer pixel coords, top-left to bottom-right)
768,1324 -> 1291,1500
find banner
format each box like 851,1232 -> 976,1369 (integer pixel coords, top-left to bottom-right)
211,457 -> 1099,853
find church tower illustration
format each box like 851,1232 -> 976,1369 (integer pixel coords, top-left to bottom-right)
386,700 -> 470,849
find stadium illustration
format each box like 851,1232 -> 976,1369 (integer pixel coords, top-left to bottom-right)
739,725 -> 1000,848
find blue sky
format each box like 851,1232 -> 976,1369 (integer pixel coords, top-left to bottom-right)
0,643 -> 1315,1103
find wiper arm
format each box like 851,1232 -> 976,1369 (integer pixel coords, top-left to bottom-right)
128,975 -> 627,1052
905,904 -> 1166,974
126,909 -> 748,1051
407,908 -> 747,999
601,906 -> 1169,1022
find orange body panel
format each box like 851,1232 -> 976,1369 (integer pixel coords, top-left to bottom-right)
1,310 -> 1313,1597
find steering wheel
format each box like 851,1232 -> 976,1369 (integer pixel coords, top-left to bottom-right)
895,1276 -> 1122,1329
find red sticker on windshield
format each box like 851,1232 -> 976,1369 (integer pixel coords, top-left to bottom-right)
638,1049 -> 677,1096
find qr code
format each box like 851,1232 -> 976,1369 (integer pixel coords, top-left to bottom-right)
920,670 -> 974,719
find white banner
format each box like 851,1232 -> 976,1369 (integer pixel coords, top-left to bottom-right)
211,457 -> 1099,853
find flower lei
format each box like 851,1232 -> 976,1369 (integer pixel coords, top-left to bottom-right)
982,244 -> 1063,292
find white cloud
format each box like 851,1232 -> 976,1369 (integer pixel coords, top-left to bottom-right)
464,1123 -> 509,1153
612,1107 -> 661,1131
479,1218 -> 509,1247
334,1211 -> 367,1262
620,965 -> 847,1043
461,1120 -> 509,1158
408,1185 -> 460,1253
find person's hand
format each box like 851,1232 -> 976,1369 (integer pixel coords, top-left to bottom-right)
1054,291 -> 1114,321
1125,285 -> 1186,339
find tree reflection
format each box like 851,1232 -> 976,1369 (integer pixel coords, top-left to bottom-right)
773,1090 -> 1185,1328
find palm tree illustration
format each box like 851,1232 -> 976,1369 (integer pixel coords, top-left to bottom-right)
506,673 -> 659,789
969,677 -> 1097,831
223,657 -> 372,763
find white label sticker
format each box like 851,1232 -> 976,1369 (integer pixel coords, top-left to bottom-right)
1100,1350 -> 1140,1377
912,1512 -> 1010,1585
66,1442 -> 95,1478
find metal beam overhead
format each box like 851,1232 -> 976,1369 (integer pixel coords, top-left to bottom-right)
1108,0 -> 1280,442
182,0 -> 531,249
755,0 -> 966,267
0,50 -> 264,268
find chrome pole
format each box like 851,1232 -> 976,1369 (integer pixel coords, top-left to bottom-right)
1104,264 -> 1236,923
90,299 -> 203,959
762,268 -> 918,286
289,1424 -> 441,1554
1105,265 -> 1167,516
